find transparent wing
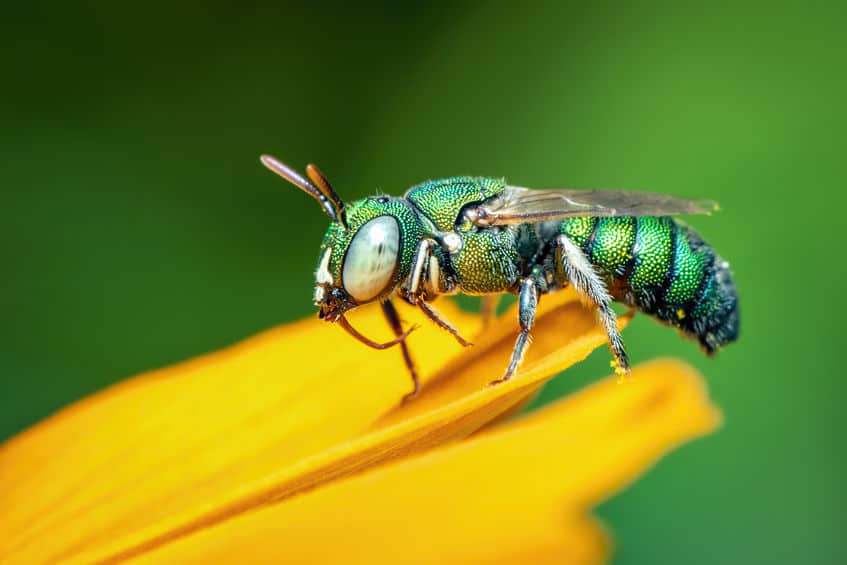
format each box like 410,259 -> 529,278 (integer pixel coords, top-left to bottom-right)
472,186 -> 718,225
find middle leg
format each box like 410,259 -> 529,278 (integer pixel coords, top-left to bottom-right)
490,276 -> 538,385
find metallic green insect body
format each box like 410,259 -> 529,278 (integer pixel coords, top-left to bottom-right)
261,155 -> 739,399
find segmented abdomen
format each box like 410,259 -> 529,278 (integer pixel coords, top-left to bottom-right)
560,216 -> 739,353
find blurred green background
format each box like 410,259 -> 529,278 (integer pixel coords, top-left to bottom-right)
2,1 -> 844,563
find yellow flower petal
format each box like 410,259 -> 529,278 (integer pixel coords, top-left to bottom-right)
0,289 -> 619,564
132,359 -> 720,564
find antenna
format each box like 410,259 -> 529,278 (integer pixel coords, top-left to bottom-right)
260,154 -> 348,229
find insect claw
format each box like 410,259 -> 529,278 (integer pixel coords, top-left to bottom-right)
488,364 -> 517,387
401,382 -> 420,403
488,375 -> 511,387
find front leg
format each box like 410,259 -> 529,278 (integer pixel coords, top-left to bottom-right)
405,239 -> 435,299
381,299 -> 420,401
491,277 -> 538,385
417,300 -> 472,347
404,238 -> 472,347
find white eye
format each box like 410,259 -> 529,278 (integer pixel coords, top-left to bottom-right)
342,216 -> 400,302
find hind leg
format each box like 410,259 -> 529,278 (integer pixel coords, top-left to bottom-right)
556,235 -> 630,376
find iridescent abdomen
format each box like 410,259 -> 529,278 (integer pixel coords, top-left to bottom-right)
560,216 -> 739,353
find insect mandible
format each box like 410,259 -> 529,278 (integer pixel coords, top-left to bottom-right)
261,155 -> 740,400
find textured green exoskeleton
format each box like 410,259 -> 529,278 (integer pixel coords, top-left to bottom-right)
261,155 -> 739,399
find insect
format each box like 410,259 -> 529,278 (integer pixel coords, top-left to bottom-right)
261,154 -> 739,399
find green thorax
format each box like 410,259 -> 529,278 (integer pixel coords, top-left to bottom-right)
406,176 -> 518,294
405,176 -> 505,231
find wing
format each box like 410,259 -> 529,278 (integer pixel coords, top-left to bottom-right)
470,186 -> 718,226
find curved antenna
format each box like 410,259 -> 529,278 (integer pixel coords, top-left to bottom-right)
260,154 -> 346,227
306,163 -> 348,229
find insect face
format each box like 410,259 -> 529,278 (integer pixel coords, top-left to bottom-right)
260,155 -> 423,339
313,196 -> 422,321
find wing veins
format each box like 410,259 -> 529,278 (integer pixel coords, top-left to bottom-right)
475,185 -> 718,225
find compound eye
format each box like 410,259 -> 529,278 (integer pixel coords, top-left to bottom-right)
342,215 -> 400,302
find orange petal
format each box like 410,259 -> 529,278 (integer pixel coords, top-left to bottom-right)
0,289 -> 619,564
133,359 -> 721,564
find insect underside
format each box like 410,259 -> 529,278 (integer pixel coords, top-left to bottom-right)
261,155 -> 740,400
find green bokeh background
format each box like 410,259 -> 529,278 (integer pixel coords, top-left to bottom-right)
3,2 -> 844,563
